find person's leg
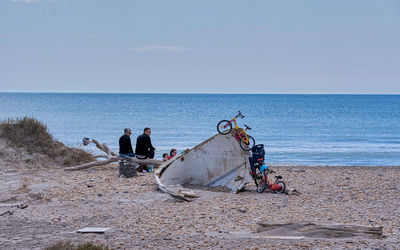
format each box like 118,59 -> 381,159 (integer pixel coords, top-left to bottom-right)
147,152 -> 154,172
136,154 -> 148,172
120,153 -> 135,158
148,150 -> 155,159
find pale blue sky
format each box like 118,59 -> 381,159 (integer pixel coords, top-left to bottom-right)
1,0 -> 399,93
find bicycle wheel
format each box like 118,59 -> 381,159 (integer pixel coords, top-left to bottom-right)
217,120 -> 232,135
240,135 -> 255,151
257,171 -> 267,193
253,171 -> 262,187
274,181 -> 286,194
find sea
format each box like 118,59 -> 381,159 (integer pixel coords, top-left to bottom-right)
0,93 -> 399,166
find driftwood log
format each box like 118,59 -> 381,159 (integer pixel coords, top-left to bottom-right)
0,203 -> 28,216
256,221 -> 384,239
154,174 -> 199,202
64,138 -> 163,172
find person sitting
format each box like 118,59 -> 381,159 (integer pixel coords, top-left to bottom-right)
162,153 -> 169,162
135,127 -> 156,172
135,127 -> 156,159
168,148 -> 177,160
119,128 -> 135,157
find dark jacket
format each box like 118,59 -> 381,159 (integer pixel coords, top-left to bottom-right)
119,135 -> 133,154
135,134 -> 154,156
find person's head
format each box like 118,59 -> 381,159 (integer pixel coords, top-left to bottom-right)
162,153 -> 168,159
124,128 -> 132,136
170,148 -> 177,156
144,127 -> 151,136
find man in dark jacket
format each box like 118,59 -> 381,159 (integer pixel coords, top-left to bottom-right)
119,128 -> 135,157
135,127 -> 156,159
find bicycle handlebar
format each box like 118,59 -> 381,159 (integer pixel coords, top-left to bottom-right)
244,124 -> 251,130
237,110 -> 244,119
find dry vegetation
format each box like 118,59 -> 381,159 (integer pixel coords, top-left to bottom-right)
46,241 -> 109,250
0,117 -> 94,166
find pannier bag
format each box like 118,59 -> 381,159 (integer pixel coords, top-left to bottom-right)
249,144 -> 265,173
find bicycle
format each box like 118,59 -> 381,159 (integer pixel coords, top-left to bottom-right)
254,165 -> 286,194
217,111 -> 256,151
248,144 -> 286,194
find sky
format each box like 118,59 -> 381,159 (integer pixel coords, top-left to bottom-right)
0,0 -> 399,94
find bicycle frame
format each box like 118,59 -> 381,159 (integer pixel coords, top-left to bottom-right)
236,127 -> 250,144
225,115 -> 250,143
262,172 -> 272,186
217,111 -> 255,151
225,116 -> 239,130
261,170 -> 283,191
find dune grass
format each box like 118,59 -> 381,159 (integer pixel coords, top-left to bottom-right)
0,117 -> 94,166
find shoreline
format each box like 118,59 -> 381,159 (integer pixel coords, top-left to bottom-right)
272,165 -> 400,169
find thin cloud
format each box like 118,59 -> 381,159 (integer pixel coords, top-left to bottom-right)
11,0 -> 56,3
128,45 -> 196,53
49,33 -> 96,38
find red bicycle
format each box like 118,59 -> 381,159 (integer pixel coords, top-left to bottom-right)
254,166 -> 286,194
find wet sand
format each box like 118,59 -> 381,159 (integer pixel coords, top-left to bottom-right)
1,164 -> 399,249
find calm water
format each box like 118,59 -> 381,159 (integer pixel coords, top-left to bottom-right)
0,93 -> 399,166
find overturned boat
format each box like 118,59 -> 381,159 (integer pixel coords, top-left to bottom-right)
156,130 -> 253,193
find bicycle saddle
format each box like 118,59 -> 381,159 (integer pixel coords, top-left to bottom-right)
244,124 -> 252,130
275,175 -> 282,179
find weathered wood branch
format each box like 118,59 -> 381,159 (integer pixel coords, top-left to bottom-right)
256,221 -> 384,239
91,139 -> 117,156
65,138 -> 163,171
0,203 -> 28,216
65,157 -> 119,171
154,175 -> 197,202
129,158 -> 163,166
93,155 -> 108,159
65,156 -> 163,172
64,138 -> 119,171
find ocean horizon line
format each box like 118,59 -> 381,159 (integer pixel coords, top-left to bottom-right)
1,91 -> 399,96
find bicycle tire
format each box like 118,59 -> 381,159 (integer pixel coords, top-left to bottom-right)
274,181 -> 286,194
217,120 -> 232,135
256,171 -> 267,193
253,171 -> 262,187
240,135 -> 255,151
253,177 -> 259,187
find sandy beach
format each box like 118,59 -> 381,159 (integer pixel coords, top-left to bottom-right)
2,0 -> 400,248
1,160 -> 399,249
